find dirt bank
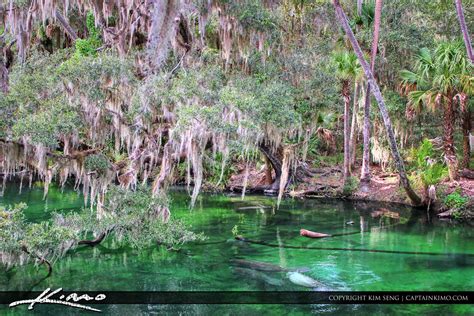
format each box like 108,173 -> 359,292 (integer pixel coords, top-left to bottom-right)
226,162 -> 474,218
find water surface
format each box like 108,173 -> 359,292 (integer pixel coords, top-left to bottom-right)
1,184 -> 473,315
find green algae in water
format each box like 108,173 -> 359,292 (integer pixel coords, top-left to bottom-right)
1,185 -> 473,315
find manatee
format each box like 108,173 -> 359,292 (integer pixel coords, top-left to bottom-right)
287,271 -> 323,288
230,259 -> 309,273
233,267 -> 284,287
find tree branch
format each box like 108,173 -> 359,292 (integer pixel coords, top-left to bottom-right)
55,10 -> 78,41
20,245 -> 52,278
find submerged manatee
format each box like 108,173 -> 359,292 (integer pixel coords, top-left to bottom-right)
233,267 -> 284,287
230,259 -> 309,273
287,271 -> 322,288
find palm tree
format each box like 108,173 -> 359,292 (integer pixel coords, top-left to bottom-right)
455,0 -> 474,64
332,51 -> 361,187
349,81 -> 361,170
458,92 -> 471,169
361,0 -> 383,186
401,41 -> 473,179
332,0 -> 423,206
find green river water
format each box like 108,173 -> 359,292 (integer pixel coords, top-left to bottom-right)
1,183 -> 473,315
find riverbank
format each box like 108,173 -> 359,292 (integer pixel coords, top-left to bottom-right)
226,162 -> 474,220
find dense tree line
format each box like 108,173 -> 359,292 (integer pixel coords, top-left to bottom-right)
0,0 -> 472,272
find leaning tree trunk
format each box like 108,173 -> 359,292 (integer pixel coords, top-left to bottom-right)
455,0 -> 474,64
55,10 -> 78,41
459,94 -> 471,169
342,80 -> 352,186
360,0 -> 383,185
333,0 -> 423,206
444,93 -> 459,180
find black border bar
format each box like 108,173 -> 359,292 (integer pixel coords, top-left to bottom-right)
1,291 -> 473,304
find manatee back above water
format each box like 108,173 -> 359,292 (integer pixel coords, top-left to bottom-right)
287,271 -> 322,288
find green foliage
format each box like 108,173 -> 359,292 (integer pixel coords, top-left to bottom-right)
408,139 -> 448,187
402,40 -> 473,111
74,12 -> 102,58
12,100 -> 80,147
24,221 -> 76,258
444,190 -> 468,210
0,203 -> 27,254
0,186 -> 205,269
351,1 -> 375,28
84,154 -> 111,173
6,49 -> 68,108
342,176 -> 359,195
228,1 -> 276,32
0,50 -> 81,146
58,53 -> 136,104
98,186 -> 205,248
220,76 -> 301,131
331,51 -> 362,82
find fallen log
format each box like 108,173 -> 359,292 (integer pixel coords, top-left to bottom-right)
300,229 -> 331,238
461,168 -> 474,179
437,209 -> 455,218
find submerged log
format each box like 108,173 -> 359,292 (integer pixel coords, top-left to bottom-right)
300,229 -> 331,238
230,259 -> 287,272
370,208 -> 400,219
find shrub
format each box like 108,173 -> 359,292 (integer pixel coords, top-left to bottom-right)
343,176 -> 359,195
444,191 -> 468,209
408,139 -> 448,189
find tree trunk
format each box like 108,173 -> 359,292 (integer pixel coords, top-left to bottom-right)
350,81 -> 361,169
360,0 -> 383,185
333,0 -> 423,206
258,142 -> 283,192
360,82 -> 371,185
357,0 -> 363,16
0,60 -> 7,94
444,93 -> 459,180
257,142 -> 310,193
263,155 -> 273,185
0,40 -> 9,94
460,94 -> 471,169
455,0 -> 474,63
342,80 -> 352,186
